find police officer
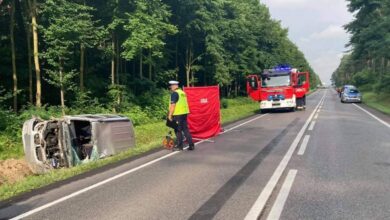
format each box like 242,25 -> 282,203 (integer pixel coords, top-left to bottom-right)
168,80 -> 195,151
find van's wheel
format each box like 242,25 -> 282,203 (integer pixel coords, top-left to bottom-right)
260,109 -> 268,114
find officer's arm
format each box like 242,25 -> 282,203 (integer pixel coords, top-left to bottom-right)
168,92 -> 179,120
168,103 -> 176,120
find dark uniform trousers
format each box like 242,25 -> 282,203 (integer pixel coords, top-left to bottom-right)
173,114 -> 193,147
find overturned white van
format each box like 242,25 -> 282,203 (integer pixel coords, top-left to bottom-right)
22,115 -> 135,174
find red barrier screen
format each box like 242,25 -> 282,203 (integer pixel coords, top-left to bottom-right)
184,86 -> 221,139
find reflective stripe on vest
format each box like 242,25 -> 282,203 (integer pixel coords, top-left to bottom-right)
170,89 -> 190,115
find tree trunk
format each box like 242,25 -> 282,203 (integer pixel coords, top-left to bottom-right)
175,38 -> 178,70
387,59 -> 390,74
116,36 -> 120,84
111,32 -> 115,85
123,60 -> 127,85
381,57 -> 385,78
59,59 -> 65,116
235,79 -> 238,97
10,0 -> 18,112
191,68 -> 194,87
139,48 -> 143,78
80,44 -> 85,92
124,60 -> 127,74
238,80 -> 241,95
148,49 -> 152,80
22,0 -> 33,104
115,38 -> 120,106
133,59 -> 136,77
185,45 -> 192,87
27,26 -> 33,104
31,0 -> 41,107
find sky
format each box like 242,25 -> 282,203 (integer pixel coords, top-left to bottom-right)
261,0 -> 354,85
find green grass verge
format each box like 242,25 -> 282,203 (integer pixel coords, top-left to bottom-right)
0,97 -> 258,201
362,92 -> 390,115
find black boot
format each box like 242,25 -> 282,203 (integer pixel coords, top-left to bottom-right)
173,145 -> 183,151
188,143 -> 195,151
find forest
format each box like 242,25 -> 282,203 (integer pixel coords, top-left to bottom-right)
0,0 -> 320,114
0,0 -> 321,158
332,0 -> 390,94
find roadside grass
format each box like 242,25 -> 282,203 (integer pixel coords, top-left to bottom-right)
362,92 -> 390,115
221,98 -> 259,123
0,97 -> 258,201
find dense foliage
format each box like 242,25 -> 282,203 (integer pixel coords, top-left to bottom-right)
332,0 -> 390,93
0,0 -> 319,114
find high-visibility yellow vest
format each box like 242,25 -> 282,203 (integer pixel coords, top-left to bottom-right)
170,89 -> 190,115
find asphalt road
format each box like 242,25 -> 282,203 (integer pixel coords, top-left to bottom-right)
1,89 -> 389,220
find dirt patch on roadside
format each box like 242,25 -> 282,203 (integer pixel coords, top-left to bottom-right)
0,159 -> 32,186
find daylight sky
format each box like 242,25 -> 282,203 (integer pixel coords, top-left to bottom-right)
261,0 -> 354,85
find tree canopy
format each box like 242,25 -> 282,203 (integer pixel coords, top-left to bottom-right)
332,0 -> 390,93
0,0 -> 320,113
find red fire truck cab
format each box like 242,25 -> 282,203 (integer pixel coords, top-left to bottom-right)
247,66 -> 310,113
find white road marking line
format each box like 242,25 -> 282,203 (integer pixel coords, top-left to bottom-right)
314,113 -> 319,120
10,111 -> 269,220
244,93 -> 326,220
353,104 -> 390,129
317,109 -> 321,113
297,135 -> 310,156
308,121 -> 316,131
266,169 -> 298,220
222,114 -> 268,134
10,152 -> 180,220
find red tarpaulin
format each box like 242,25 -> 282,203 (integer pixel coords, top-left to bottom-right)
184,86 -> 221,139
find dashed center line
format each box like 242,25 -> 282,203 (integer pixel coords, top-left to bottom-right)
308,121 -> 316,131
297,135 -> 310,156
267,169 -> 298,220
314,113 -> 319,120
244,92 -> 326,220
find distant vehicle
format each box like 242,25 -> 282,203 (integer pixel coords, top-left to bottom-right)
341,87 -> 362,103
22,114 -> 136,174
317,84 -> 327,89
339,85 -> 356,98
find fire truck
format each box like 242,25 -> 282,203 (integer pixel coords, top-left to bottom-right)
246,65 -> 310,113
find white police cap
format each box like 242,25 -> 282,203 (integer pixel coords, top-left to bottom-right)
168,80 -> 179,85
